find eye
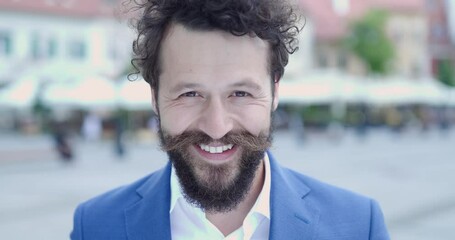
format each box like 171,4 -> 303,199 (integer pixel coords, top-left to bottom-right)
180,91 -> 200,97
231,91 -> 250,97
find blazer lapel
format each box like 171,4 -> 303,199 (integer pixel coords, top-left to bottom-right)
123,154 -> 320,239
124,162 -> 172,240
268,152 -> 320,240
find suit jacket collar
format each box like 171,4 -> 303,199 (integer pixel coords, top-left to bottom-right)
268,151 -> 320,240
124,152 -> 319,240
124,162 -> 172,240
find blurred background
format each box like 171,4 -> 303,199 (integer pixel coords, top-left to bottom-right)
0,0 -> 454,239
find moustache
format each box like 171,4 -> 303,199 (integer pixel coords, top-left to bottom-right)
160,130 -> 271,152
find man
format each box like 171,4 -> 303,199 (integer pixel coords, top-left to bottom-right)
71,0 -> 390,239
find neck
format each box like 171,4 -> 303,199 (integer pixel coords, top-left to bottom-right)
206,158 -> 265,236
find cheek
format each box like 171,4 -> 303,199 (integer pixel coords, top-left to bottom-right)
159,109 -> 197,135
236,107 -> 272,135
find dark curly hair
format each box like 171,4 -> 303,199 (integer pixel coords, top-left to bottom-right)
128,0 -> 302,96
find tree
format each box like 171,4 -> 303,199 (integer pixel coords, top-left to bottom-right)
345,9 -> 395,74
437,59 -> 455,87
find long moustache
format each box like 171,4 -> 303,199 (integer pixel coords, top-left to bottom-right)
160,130 -> 272,152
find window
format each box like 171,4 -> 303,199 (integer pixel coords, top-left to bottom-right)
30,32 -> 59,60
432,23 -> 445,41
318,52 -> 328,68
411,63 -> 421,77
0,31 -> 12,57
31,33 -> 41,59
68,40 -> 86,59
391,30 -> 402,44
108,39 -> 117,60
48,38 -> 57,58
338,51 -> 348,69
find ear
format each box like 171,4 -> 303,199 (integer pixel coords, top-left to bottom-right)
272,81 -> 280,111
150,87 -> 158,114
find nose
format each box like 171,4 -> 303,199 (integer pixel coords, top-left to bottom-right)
197,97 -> 234,140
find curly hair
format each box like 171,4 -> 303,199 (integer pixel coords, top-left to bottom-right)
128,0 -> 302,94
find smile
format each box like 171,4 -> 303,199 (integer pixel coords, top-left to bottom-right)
198,144 -> 234,153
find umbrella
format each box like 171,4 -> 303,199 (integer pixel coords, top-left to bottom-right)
43,75 -> 118,110
0,77 -> 40,109
117,78 -> 152,110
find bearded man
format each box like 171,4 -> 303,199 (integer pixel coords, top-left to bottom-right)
70,0 -> 390,239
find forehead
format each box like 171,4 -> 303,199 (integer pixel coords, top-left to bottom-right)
158,23 -> 270,88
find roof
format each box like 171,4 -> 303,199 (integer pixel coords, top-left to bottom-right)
369,0 -> 425,11
299,0 -> 426,41
0,0 -> 123,18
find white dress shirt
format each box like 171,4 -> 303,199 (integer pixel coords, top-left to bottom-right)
170,153 -> 271,240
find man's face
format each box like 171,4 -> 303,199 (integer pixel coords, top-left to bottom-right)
154,23 -> 279,212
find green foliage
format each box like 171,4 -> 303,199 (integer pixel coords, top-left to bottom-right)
300,105 -> 332,126
437,60 -> 455,87
32,94 -> 52,133
345,9 -> 395,74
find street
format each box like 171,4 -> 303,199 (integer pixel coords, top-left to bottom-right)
1,128 -> 454,240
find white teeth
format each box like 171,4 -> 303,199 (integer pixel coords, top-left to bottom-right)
210,147 -> 218,153
199,144 -> 234,154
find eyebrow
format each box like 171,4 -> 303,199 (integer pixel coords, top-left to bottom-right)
169,82 -> 202,93
230,80 -> 263,90
169,79 -> 263,93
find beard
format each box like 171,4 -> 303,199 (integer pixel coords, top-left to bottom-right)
159,128 -> 272,213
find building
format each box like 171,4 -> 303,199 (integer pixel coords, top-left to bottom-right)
448,0 -> 455,45
426,0 -> 455,77
299,0 -> 430,78
281,16 -> 316,82
0,0 -> 134,84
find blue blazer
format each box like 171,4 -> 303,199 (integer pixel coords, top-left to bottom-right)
71,152 -> 390,239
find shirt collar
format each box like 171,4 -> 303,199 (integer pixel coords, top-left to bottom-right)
169,152 -> 272,220
251,152 -> 271,219
169,162 -> 183,213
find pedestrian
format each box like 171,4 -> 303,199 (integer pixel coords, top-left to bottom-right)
113,114 -> 126,158
51,120 -> 73,162
70,0 -> 390,239
81,112 -> 102,141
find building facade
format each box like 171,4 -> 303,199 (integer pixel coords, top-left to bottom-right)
299,0 -> 430,78
426,0 -> 455,78
0,0 -> 134,84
